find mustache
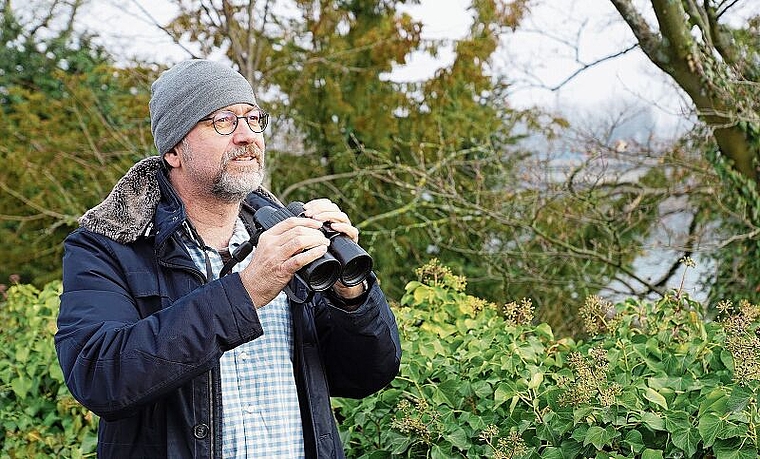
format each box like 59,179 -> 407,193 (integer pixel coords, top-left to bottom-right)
223,144 -> 264,163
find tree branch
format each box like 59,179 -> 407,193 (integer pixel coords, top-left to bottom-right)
130,0 -> 199,59
549,43 -> 639,91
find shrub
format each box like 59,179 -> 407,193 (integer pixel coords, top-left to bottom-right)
2,264 -> 760,458
0,282 -> 97,458
334,260 -> 760,458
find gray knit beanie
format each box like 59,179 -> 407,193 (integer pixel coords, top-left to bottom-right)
149,59 -> 257,156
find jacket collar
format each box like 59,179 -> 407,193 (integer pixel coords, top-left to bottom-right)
78,155 -> 282,247
79,156 -> 163,244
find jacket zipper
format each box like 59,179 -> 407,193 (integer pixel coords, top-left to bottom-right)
208,370 -> 215,458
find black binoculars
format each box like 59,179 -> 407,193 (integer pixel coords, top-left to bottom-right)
253,201 -> 373,292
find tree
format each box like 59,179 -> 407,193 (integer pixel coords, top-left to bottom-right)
610,0 -> 759,182
608,0 -> 760,303
0,2 -> 153,284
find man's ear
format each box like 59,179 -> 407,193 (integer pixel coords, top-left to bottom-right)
164,145 -> 182,169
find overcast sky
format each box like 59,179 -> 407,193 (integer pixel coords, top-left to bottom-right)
79,0 -> 738,137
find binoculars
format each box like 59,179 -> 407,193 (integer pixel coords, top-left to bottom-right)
253,201 -> 373,292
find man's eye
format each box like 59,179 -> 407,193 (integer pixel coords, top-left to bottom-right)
215,113 -> 236,125
247,112 -> 262,122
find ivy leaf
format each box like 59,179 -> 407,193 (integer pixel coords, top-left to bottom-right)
11,375 -> 32,399
445,426 -> 470,450
623,429 -> 645,453
430,444 -> 451,459
697,412 -> 722,447
639,411 -> 665,431
726,385 -> 752,413
699,387 -> 729,415
583,425 -> 613,450
493,382 -> 515,409
713,438 -> 759,459
643,387 -> 668,410
540,447 -> 564,459
670,426 -> 699,457
15,347 -> 30,364
642,449 -> 664,459
528,371 -> 543,390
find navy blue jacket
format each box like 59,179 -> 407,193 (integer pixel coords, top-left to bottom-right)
55,164 -> 401,458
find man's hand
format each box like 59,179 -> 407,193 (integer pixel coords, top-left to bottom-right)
239,216 -> 329,308
302,199 -> 359,243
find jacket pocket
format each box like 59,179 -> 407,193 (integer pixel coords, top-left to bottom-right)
125,271 -> 163,317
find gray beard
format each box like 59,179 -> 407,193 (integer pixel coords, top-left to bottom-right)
211,164 -> 265,202
181,141 -> 265,202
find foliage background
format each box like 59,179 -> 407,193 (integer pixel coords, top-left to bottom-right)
4,0 -> 759,335
2,262 -> 759,457
1,0 -> 760,454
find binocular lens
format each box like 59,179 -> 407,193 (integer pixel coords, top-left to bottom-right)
340,254 -> 373,286
301,253 -> 342,291
328,235 -> 373,286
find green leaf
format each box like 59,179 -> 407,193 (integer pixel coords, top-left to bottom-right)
528,371 -> 543,390
15,346 -> 30,363
726,385 -> 752,412
699,387 -> 729,415
641,449 -> 664,459
714,438 -> 759,459
413,286 -> 430,305
623,429 -> 645,453
584,425 -> 613,450
388,433 -> 413,454
716,420 -> 747,440
670,426 -> 699,457
435,379 -> 460,407
539,446 -> 564,459
11,375 -> 32,399
697,412 -> 722,447
643,387 -> 668,410
639,411 -> 665,431
430,444 -> 451,459
719,350 -> 734,370
493,382 -> 515,408
446,426 -> 470,450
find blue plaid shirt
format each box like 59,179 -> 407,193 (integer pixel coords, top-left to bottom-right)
181,218 -> 305,458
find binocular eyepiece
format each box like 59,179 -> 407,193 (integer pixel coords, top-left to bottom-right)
253,202 -> 373,292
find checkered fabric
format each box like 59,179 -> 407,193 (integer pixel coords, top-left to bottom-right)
182,218 -> 305,458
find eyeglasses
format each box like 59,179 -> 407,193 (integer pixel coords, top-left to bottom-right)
199,109 -> 270,135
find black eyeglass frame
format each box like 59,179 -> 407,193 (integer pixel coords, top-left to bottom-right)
199,109 -> 270,135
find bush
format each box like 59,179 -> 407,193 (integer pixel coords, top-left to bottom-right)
0,282 -> 97,458
3,265 -> 759,458
334,260 -> 760,458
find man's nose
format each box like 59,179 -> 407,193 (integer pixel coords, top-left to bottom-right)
231,119 -> 264,148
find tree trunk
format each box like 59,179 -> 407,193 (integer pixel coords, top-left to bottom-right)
610,0 -> 759,183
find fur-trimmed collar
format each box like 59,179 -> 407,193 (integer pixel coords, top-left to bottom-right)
79,156 -> 163,243
78,156 -> 279,244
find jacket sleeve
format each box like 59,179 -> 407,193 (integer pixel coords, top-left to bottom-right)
313,275 -> 401,398
54,229 -> 263,420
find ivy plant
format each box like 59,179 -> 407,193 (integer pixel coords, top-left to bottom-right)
0,282 -> 98,458
335,259 -> 760,458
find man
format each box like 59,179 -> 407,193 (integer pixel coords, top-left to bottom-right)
55,59 -> 401,458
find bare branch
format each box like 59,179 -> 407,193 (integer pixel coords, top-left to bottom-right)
130,0 -> 199,59
715,0 -> 742,20
548,43 -> 639,91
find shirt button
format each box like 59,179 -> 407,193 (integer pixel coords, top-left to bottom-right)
238,351 -> 248,361
193,423 -> 209,439
244,405 -> 256,414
